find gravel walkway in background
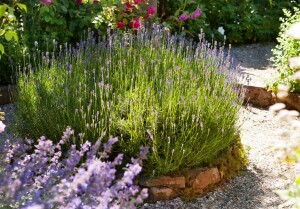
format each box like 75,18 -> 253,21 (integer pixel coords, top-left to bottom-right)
1,43 -> 299,209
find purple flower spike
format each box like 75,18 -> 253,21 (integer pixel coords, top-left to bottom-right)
178,14 -> 189,22
0,129 -> 148,208
103,137 -> 118,153
190,9 -> 202,19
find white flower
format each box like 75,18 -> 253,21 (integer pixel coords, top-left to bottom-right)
0,121 -> 5,133
217,26 -> 225,35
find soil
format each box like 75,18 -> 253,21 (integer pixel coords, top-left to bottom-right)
1,42 -> 300,208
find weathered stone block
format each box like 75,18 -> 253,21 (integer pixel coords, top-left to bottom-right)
185,168 -> 221,190
276,92 -> 300,112
242,85 -> 274,107
139,176 -> 185,189
148,187 -> 178,201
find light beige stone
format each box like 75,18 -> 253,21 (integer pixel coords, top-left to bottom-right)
286,22 -> 300,40
289,56 -> 300,70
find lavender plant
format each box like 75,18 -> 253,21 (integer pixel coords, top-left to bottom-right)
0,127 -> 149,209
15,26 -> 243,176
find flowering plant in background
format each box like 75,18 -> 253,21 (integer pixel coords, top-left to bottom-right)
41,0 -> 52,5
178,14 -> 189,22
160,0 -> 205,37
0,127 -> 149,208
92,0 -> 156,31
271,21 -> 300,209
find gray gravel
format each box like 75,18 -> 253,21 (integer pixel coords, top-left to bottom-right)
1,43 -> 300,209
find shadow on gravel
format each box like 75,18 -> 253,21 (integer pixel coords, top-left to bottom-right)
231,43 -> 276,70
193,169 -> 283,209
140,169 -> 283,209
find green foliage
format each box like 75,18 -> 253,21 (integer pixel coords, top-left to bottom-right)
0,1 -> 26,57
22,0 -> 101,50
14,29 -> 242,177
270,7 -> 300,93
277,180 -> 300,209
212,135 -> 249,180
159,0 -> 297,44
0,0 -> 27,85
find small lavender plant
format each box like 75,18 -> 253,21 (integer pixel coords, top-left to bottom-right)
0,127 -> 148,209
15,25 -> 243,176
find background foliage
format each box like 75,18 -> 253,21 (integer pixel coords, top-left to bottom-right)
158,0 -> 298,43
270,7 -> 300,92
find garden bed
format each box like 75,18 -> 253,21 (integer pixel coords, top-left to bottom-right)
1,43 -> 300,208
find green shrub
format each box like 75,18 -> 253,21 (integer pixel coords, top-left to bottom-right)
270,7 -> 300,93
14,28 -> 243,176
22,0 -> 101,51
159,0 -> 298,44
0,0 -> 27,85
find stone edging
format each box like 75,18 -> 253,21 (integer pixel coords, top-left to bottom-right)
241,84 -> 300,111
138,167 -> 221,202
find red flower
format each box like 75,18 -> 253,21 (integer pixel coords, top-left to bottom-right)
129,17 -> 141,29
117,21 -> 125,29
76,0 -> 83,4
125,1 -> 136,14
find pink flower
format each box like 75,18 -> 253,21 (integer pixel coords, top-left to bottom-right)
117,21 -> 125,29
41,0 -> 52,5
0,121 -> 5,133
147,6 -> 156,16
76,0 -> 83,4
190,9 -> 202,19
178,14 -> 189,22
129,17 -> 141,29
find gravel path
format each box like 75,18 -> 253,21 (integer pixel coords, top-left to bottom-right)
1,43 -> 299,208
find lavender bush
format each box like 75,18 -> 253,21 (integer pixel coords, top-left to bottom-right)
0,127 -> 148,209
15,26 -> 243,176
